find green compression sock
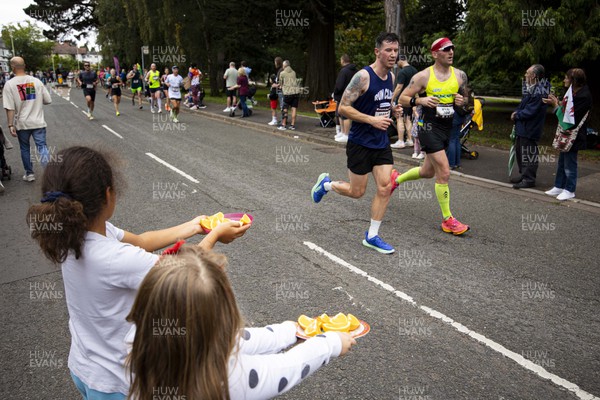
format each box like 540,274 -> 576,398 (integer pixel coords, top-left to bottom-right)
396,167 -> 421,184
435,183 -> 452,219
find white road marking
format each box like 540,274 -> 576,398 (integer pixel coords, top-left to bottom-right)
101,125 -> 123,139
70,102 -> 79,109
145,153 -> 200,184
303,241 -> 599,400
81,110 -> 88,116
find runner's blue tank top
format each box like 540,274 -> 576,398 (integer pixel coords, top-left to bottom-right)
348,66 -> 394,149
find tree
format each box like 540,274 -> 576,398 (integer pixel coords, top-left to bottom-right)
24,0 -> 98,40
0,22 -> 54,71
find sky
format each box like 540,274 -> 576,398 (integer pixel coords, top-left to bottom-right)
0,0 -> 97,48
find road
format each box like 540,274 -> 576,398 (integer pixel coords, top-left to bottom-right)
1,86 -> 599,400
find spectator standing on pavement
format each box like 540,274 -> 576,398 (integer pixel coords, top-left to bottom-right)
189,63 -> 204,110
228,68 -> 251,118
391,55 -> 418,149
240,60 -> 257,105
543,68 -> 593,201
333,54 -> 358,143
3,56 -> 51,182
223,62 -> 238,113
278,60 -> 301,131
274,56 -> 284,111
26,146 -> 250,400
268,57 -> 284,126
511,64 -> 550,189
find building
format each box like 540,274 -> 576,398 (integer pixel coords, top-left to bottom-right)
0,38 -> 11,73
52,41 -> 102,67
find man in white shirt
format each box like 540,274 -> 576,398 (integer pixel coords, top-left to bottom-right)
223,62 -> 238,112
3,57 -> 52,182
165,66 -> 184,123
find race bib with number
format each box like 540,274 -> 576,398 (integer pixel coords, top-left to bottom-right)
86,84 -> 94,89
153,76 -> 159,81
171,86 -> 180,93
112,83 -> 120,89
435,104 -> 455,118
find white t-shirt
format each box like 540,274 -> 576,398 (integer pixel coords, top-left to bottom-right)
165,74 -> 184,99
2,75 -> 51,130
224,67 -> 238,88
63,221 -> 159,395
125,321 -> 342,399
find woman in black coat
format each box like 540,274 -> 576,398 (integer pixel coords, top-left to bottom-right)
543,68 -> 593,201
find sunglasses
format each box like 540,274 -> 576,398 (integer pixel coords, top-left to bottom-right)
440,46 -> 455,52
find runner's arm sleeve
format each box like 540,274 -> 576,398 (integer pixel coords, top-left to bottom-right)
228,331 -> 342,400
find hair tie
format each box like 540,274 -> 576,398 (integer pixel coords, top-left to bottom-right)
41,191 -> 71,203
162,240 -> 186,255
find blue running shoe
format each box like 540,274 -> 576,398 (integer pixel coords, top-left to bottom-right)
311,173 -> 331,203
362,231 -> 395,254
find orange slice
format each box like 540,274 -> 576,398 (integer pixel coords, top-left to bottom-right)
304,319 -> 322,337
298,315 -> 315,330
330,313 -> 348,325
322,320 -> 351,333
240,214 -> 252,225
316,313 -> 330,324
347,313 -> 360,331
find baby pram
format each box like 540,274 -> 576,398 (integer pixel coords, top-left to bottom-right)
458,97 -> 484,160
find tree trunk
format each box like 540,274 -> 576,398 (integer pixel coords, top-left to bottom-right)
384,0 -> 406,49
305,0 -> 336,101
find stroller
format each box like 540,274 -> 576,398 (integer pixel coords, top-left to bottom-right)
458,97 -> 485,160
0,127 -> 12,181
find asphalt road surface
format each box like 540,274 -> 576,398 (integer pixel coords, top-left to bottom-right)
1,86 -> 599,400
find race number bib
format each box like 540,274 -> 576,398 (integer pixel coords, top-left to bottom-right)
86,84 -> 94,89
374,105 -> 391,118
171,86 -> 180,93
112,83 -> 120,89
435,104 -> 455,118
152,75 -> 159,81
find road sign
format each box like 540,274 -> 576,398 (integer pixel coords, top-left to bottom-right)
142,46 -> 149,55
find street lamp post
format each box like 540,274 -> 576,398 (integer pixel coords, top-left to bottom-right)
9,31 -> 15,56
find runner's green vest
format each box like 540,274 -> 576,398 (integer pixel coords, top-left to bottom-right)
148,70 -> 160,88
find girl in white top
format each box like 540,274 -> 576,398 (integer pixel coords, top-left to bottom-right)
27,146 -> 250,398
126,245 -> 356,400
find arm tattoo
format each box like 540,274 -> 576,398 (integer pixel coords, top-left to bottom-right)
340,71 -> 367,107
458,70 -> 469,96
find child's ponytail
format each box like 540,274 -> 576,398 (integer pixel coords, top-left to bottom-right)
26,146 -> 122,264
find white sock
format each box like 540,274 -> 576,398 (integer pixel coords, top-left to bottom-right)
323,182 -> 332,191
157,97 -> 162,109
336,125 -> 341,135
367,219 -> 381,239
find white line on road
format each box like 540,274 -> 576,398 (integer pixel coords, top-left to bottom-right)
101,125 -> 124,139
81,110 -> 88,116
145,153 -> 200,184
303,241 -> 599,400
70,102 -> 79,109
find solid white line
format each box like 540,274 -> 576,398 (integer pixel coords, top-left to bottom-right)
101,125 -> 123,139
145,153 -> 200,184
303,241 -> 599,400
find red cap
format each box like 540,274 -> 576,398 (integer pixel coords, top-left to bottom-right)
431,37 -> 454,52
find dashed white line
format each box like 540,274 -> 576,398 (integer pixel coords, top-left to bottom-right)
101,125 -> 123,139
145,153 -> 200,183
81,110 -> 88,116
303,241 -> 599,400
70,101 -> 79,109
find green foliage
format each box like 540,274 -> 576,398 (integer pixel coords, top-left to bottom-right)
24,0 -> 98,40
456,0 -> 600,95
1,22 -> 54,71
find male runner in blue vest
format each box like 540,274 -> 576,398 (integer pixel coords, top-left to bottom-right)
311,32 -> 401,254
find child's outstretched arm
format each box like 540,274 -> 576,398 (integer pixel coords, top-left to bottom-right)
122,217 -> 250,252
229,323 -> 355,399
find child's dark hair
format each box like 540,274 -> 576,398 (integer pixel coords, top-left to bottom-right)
26,146 -> 123,264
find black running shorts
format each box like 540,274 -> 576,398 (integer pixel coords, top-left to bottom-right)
83,89 -> 96,102
346,141 -> 393,175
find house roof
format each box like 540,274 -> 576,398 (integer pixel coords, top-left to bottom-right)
53,41 -> 87,56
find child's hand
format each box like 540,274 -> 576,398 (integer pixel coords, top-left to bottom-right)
211,220 -> 251,244
337,332 -> 356,356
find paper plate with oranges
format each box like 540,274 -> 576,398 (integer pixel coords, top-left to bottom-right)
200,212 -> 253,233
296,313 -> 370,340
